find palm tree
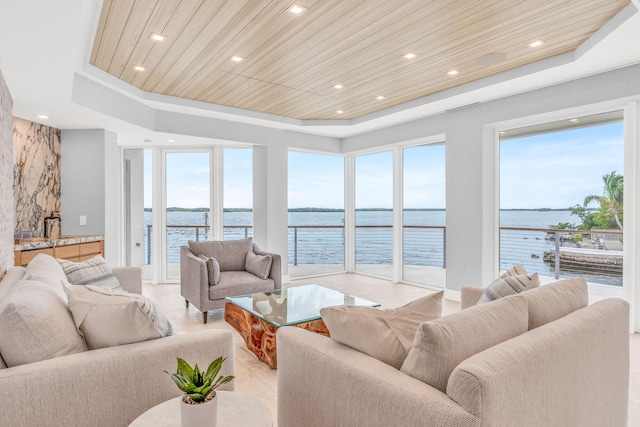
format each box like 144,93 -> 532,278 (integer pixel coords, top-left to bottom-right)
584,171 -> 623,231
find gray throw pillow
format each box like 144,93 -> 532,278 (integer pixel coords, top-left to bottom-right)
198,254 -> 221,285
245,251 -> 272,279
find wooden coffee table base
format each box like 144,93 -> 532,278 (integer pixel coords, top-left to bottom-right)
224,301 -> 330,369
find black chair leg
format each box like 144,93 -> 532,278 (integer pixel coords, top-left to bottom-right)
185,299 -> 189,308
203,311 -> 208,324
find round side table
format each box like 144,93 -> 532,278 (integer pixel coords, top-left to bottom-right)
129,391 -> 272,427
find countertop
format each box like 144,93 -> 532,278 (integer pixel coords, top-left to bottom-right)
14,235 -> 104,251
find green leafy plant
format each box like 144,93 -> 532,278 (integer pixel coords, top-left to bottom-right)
165,357 -> 234,403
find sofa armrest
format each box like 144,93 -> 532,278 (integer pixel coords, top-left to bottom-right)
461,286 -> 484,309
277,327 -> 477,427
180,245 -> 210,309
0,330 -> 235,427
112,266 -> 142,294
253,244 -> 281,290
448,299 -> 629,427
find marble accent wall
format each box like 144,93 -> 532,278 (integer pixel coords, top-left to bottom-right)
13,117 -> 61,238
0,69 -> 14,276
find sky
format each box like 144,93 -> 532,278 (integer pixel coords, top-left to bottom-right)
143,120 -> 623,210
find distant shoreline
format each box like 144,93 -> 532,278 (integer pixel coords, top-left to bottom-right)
146,207 -> 582,213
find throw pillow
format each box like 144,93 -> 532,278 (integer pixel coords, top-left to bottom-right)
198,254 -> 221,285
63,283 -> 173,350
476,270 -> 540,304
245,250 -> 273,280
0,279 -> 88,367
23,253 -> 69,301
320,291 -> 443,369
58,255 -> 122,290
516,276 -> 588,330
400,296 -> 529,392
501,264 -> 528,277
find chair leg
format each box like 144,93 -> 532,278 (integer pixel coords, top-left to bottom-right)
185,299 -> 189,308
203,311 -> 208,324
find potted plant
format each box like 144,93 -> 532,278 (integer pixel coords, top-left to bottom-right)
166,357 -> 234,426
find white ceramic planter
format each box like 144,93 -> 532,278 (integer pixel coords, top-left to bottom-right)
180,392 -> 218,427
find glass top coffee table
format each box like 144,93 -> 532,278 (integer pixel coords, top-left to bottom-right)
224,285 -> 379,369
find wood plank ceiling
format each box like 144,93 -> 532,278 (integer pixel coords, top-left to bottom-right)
90,0 -> 630,120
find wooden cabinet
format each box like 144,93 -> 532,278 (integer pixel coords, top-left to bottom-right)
14,240 -> 104,267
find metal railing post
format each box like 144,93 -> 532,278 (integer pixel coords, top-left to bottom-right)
294,227 -> 298,266
554,232 -> 561,279
442,228 -> 446,268
146,224 -> 151,265
245,227 -> 248,239
195,227 -> 199,242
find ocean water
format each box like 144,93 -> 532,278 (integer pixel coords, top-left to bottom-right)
143,210 -> 621,286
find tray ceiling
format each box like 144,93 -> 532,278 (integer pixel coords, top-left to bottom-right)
90,0 -> 629,121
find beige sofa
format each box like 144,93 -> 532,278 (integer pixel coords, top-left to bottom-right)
0,257 -> 235,427
277,279 -> 629,427
180,238 -> 281,323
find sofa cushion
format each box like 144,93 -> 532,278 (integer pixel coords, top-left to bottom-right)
0,279 -> 88,367
199,254 -> 221,285
208,271 -> 274,300
58,255 -> 122,290
320,291 -> 443,369
401,296 -> 529,393
23,253 -> 68,300
515,276 -> 588,330
245,250 -> 272,279
63,283 -> 173,350
188,238 -> 253,271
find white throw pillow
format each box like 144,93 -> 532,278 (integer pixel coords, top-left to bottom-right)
320,291 -> 443,369
245,250 -> 273,279
0,279 -> 88,367
58,255 -> 121,290
23,253 -> 69,300
63,283 -> 173,350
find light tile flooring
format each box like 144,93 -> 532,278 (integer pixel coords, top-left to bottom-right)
144,274 -> 639,426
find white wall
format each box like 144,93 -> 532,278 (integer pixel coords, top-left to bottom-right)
253,143 -> 289,276
0,68 -> 14,275
61,129 -> 121,264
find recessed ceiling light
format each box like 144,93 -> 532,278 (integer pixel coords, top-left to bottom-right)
150,33 -> 166,41
376,96 -> 385,100
570,118 -> 579,123
133,65 -> 145,71
333,84 -> 344,89
230,56 -> 244,62
447,70 -> 459,76
403,52 -> 417,59
528,40 -> 545,48
499,131 -> 505,135
336,110 -> 344,114
289,4 -> 307,14
168,139 -> 175,142
37,115 -> 48,119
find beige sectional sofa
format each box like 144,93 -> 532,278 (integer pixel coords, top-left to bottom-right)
0,256 -> 235,427
277,278 -> 629,427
